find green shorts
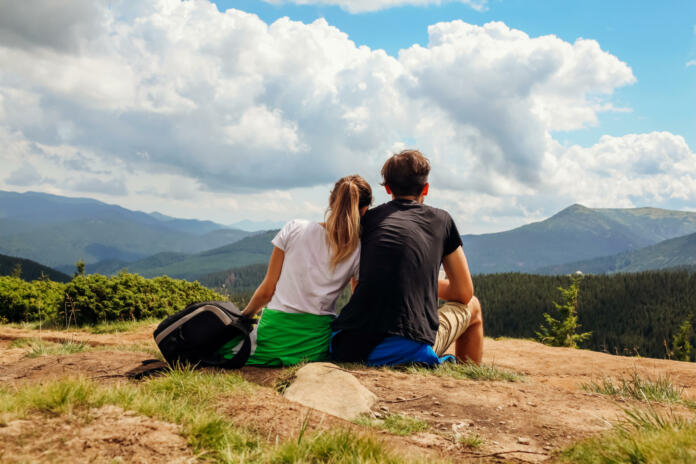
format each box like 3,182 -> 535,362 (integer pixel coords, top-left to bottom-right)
218,308 -> 333,367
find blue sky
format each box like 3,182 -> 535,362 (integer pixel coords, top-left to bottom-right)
1,0 -> 695,233
225,0 -> 696,148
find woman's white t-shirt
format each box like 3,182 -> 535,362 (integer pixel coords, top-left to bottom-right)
266,219 -> 359,317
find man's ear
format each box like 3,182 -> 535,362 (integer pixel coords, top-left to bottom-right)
384,185 -> 392,195
422,183 -> 429,197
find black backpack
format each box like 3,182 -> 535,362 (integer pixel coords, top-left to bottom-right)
153,301 -> 255,369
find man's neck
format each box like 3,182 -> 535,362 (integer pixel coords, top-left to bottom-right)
393,195 -> 424,204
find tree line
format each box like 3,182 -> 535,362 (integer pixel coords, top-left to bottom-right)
473,270 -> 696,360
2,262 -> 694,361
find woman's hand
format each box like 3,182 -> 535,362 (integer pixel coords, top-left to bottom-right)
241,247 -> 285,317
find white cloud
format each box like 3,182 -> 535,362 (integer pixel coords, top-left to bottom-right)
687,60 -> 696,67
544,132 -> 696,207
261,0 -> 488,13
0,0 -> 692,233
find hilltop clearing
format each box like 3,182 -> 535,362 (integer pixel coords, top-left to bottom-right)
2,325 -> 695,462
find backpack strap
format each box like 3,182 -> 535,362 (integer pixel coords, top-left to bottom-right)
201,316 -> 256,369
212,316 -> 256,369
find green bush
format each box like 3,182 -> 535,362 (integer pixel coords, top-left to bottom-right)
0,276 -> 64,323
0,272 -> 224,326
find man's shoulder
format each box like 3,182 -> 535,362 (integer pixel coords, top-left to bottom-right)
364,201 -> 453,222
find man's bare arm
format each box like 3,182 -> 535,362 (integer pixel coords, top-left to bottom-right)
438,246 -> 474,304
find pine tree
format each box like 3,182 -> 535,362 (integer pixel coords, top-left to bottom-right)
11,263 -> 22,279
74,260 -> 85,278
536,272 -> 592,348
671,318 -> 693,362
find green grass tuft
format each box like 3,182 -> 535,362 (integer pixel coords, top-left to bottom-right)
402,361 -> 522,382
582,372 -> 692,405
267,429 -> 413,464
559,406 -> 696,463
457,432 -> 484,449
274,363 -> 305,394
87,318 -> 160,334
10,338 -> 90,358
354,413 -> 429,436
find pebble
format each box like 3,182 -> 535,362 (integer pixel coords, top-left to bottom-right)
498,421 -> 506,425
395,396 -> 405,401
431,412 -> 444,417
527,402 -> 537,407
544,446 -> 553,451
380,406 -> 389,412
517,437 -> 530,445
434,401 -> 441,406
373,412 -> 383,419
495,406 -> 503,411
511,402 -> 518,407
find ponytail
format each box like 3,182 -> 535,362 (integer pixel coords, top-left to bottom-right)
325,175 -> 372,270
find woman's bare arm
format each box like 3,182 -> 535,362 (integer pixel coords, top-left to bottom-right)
241,247 -> 285,317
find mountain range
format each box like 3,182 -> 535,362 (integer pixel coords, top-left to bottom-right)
0,190 -> 253,268
461,204 -> 696,274
2,190 -> 696,281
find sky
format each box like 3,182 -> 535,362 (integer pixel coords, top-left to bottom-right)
0,0 -> 694,233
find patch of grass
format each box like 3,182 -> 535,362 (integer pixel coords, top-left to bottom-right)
267,429 -> 415,463
559,406 -> 696,463
9,337 -> 35,348
582,372 -> 691,405
354,413 -> 429,436
3,318 -> 158,334
274,363 -> 305,394
457,432 -> 484,449
0,368 -> 259,462
87,318 -> 160,334
93,342 -> 163,359
0,367 -> 417,463
402,361 -> 522,382
9,338 -> 89,358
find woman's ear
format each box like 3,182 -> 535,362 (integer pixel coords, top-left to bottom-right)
421,183 -> 429,197
384,185 -> 392,195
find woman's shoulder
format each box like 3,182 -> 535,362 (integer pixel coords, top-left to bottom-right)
282,218 -> 311,231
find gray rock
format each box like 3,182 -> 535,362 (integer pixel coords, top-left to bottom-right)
282,363 -> 377,421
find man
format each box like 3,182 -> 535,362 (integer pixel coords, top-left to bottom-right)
331,149 -> 483,365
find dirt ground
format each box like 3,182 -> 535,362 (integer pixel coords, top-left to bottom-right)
2,325 -> 696,463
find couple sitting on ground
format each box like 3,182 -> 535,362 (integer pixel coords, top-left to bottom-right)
218,149 -> 484,367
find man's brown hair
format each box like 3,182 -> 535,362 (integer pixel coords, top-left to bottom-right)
380,149 -> 431,197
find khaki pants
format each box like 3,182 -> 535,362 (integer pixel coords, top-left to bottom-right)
432,301 -> 472,356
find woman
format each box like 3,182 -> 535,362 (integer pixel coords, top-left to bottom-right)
218,175 -> 372,366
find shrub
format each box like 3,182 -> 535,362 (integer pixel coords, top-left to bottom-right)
0,276 -> 64,323
0,272 -> 224,326
63,272 -> 224,324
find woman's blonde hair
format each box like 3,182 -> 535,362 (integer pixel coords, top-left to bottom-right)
325,175 -> 372,270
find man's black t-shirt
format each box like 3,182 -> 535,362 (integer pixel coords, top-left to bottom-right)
332,199 -> 463,351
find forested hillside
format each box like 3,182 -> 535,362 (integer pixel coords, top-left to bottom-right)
474,270 -> 696,359
0,253 -> 71,282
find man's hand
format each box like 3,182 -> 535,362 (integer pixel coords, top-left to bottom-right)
438,246 -> 474,304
